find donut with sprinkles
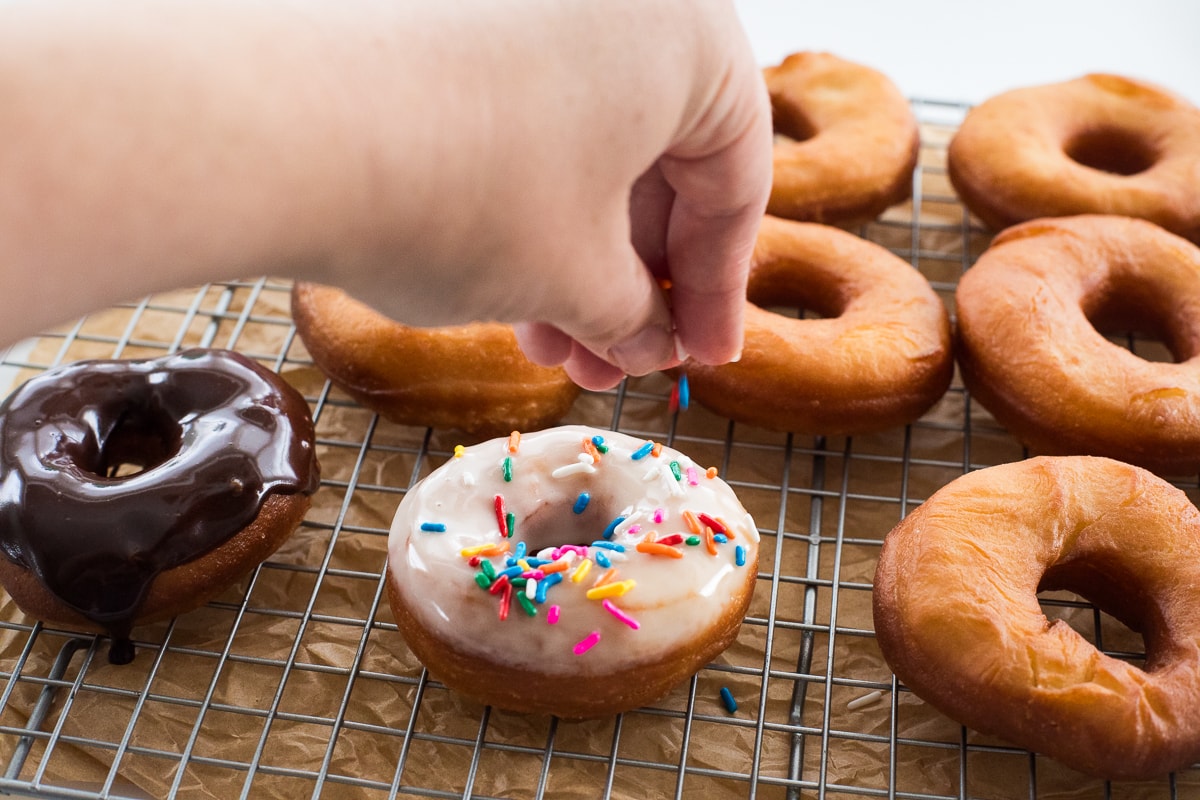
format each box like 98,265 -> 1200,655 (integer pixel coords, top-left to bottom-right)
385,425 -> 759,718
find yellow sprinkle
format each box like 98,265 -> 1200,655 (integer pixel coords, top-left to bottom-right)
586,579 -> 636,600
518,559 -> 532,572
453,445 -> 466,458
460,544 -> 493,557
570,558 -> 593,583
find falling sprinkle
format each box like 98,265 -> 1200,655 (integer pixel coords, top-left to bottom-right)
573,631 -> 601,655
419,522 -> 446,533
602,599 -> 641,630
719,687 -> 738,714
573,492 -> 591,514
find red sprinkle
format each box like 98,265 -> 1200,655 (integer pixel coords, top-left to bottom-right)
498,582 -> 513,620
658,533 -> 685,546
494,494 -> 509,539
488,574 -> 511,596
698,513 -> 728,535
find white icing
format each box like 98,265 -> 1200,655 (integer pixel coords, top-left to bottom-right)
388,425 -> 758,675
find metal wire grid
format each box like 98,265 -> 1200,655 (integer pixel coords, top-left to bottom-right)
0,98 -> 1196,800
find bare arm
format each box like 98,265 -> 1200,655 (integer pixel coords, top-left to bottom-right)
0,0 -> 770,389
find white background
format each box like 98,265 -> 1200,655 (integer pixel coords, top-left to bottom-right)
734,0 -> 1200,105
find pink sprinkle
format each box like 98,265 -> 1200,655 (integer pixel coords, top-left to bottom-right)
573,631 -> 601,655
547,605 -> 561,624
653,508 -> 665,524
522,569 -> 546,580
686,467 -> 699,486
602,599 -> 641,630
626,524 -> 641,536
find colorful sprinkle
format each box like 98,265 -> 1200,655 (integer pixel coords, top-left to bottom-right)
570,558 -> 593,583
491,494 -> 508,538
651,442 -> 663,458
719,687 -> 738,714
631,441 -> 655,461
488,574 -> 511,595
582,437 -> 603,462
652,508 -> 666,524
706,466 -> 719,479
501,456 -> 514,482
507,430 -> 521,453
480,560 -> 497,580
474,572 -> 492,590
590,541 -> 626,552
586,579 -> 635,600
602,516 -> 625,540
682,510 -> 704,536
590,435 -> 609,454
735,545 -> 746,567
636,541 -> 684,559
669,461 -> 683,481
525,577 -> 539,600
591,567 -> 618,588
516,590 -> 538,617
547,605 -> 561,624
498,583 -> 513,620
658,533 -> 684,546
698,513 -> 728,535
594,550 -> 612,568
453,444 -> 466,458
536,572 -> 563,602
602,599 -> 641,630
514,541 -> 527,560
506,512 -> 516,539
419,522 -> 446,532
704,526 -> 719,556
573,631 -> 601,655
686,466 -> 699,486
573,492 -> 591,514
677,373 -> 690,411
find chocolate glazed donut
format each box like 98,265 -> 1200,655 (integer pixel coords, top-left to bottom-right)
0,349 -> 319,663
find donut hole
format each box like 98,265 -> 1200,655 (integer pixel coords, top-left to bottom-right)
515,496 -> 611,552
1064,126 -> 1159,176
1038,590 -> 1148,670
771,99 -> 818,145
95,405 -> 183,479
1083,280 -> 1194,363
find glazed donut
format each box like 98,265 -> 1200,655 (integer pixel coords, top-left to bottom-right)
291,282 -> 579,438
681,215 -> 953,435
956,214 -> 1200,475
0,348 -> 320,664
766,52 -> 919,225
386,425 -> 758,718
948,74 -> 1200,243
873,456 -> 1200,780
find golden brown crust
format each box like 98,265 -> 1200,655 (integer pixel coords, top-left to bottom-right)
765,52 -> 919,225
0,492 -> 311,630
291,282 -> 580,438
873,456 -> 1200,780
955,214 -> 1200,475
683,216 -> 952,435
948,74 -> 1200,243
385,554 -> 755,719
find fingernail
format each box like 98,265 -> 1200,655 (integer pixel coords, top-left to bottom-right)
607,325 -> 675,376
674,334 -> 689,363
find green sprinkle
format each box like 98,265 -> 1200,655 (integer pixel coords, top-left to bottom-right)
516,591 -> 538,617
506,511 -> 516,539
474,573 -> 492,590
502,456 -> 513,482
669,461 -> 682,481
480,560 -> 496,580
511,577 -> 528,587
686,535 -> 702,546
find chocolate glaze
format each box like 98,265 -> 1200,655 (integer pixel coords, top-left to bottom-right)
0,349 -> 319,662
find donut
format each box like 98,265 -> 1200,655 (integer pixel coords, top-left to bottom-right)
873,456 -> 1200,780
386,425 -> 758,718
765,51 -> 919,225
956,214 -> 1200,475
948,74 -> 1200,243
0,348 -> 320,664
681,215 -> 953,435
291,282 -> 580,438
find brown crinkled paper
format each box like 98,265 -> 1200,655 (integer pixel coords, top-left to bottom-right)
0,122 -> 1198,799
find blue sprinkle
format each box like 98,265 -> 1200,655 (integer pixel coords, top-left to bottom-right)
419,522 -> 446,533
713,533 -> 728,544
595,550 -> 612,568
514,541 -> 527,560
631,441 -> 654,460
573,492 -> 591,514
602,516 -> 626,540
525,557 -> 550,568
590,541 -> 625,552
536,572 -> 563,603
678,373 -> 690,411
719,687 -> 738,714
498,565 -> 524,580
735,545 -> 746,567
591,435 -> 609,453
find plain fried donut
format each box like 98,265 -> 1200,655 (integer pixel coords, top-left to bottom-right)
682,215 -> 953,435
386,425 -> 758,718
291,282 -> 579,438
0,349 -> 320,664
956,215 -> 1200,475
766,52 -> 920,225
948,74 -> 1200,242
873,456 -> 1200,780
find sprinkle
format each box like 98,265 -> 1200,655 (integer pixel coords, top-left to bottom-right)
514,541 -> 527,560
658,533 -> 684,546
685,535 -> 701,546
525,577 -> 539,600
461,542 -> 508,558
594,550 -> 612,568
586,579 -> 635,600
468,556 -> 481,567
551,461 -> 596,479
474,573 -> 492,590
536,572 -> 562,603
590,435 -> 609,454
480,560 -> 497,581
636,541 -> 684,559
496,565 -> 523,580
590,541 -> 626,552
714,533 -> 728,544
582,437 -> 603,462
651,442 -> 663,458
704,526 -> 719,556
506,512 -> 516,538
641,530 -> 657,544
570,558 -> 593,583
507,430 -> 521,453
631,441 -> 654,461
677,373 -> 690,411
685,467 -> 699,486
625,524 -> 642,537
488,574 -> 511,595
682,510 -> 704,536
602,599 -> 641,630
719,687 -> 738,714
642,465 -> 661,482
453,444 -> 466,458
495,495 -> 510,539
547,605 -> 561,624
573,492 -> 591,514
652,508 -> 665,524
669,461 -> 683,481
501,456 -> 513,482
516,590 -> 538,617
847,690 -> 884,711
498,583 -> 513,620
540,559 -> 570,575
462,471 -> 476,487
735,545 -> 746,567
706,466 -> 719,479
698,513 -> 728,536
602,516 -> 625,540
591,567 -> 618,588
420,522 -> 446,533
573,631 -> 601,655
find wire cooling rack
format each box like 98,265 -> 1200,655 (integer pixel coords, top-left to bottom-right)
1,99 -> 1198,800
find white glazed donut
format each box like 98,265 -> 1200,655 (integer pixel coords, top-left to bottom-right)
386,425 -> 759,718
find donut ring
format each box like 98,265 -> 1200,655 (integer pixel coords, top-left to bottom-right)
291,282 -> 579,438
766,52 -> 919,225
682,215 -> 953,435
956,214 -> 1200,475
386,425 -> 758,718
948,74 -> 1200,243
0,349 -> 320,663
873,456 -> 1200,780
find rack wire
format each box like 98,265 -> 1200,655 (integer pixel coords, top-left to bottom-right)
0,99 -> 1197,800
